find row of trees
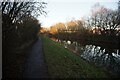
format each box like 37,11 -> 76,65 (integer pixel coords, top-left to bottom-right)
49,3 -> 120,35
1,0 -> 47,52
49,20 -> 84,34
84,3 -> 120,36
47,2 -> 120,47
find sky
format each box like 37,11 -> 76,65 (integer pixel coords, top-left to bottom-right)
38,0 -> 119,28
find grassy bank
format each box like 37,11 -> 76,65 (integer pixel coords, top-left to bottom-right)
42,36 -> 108,78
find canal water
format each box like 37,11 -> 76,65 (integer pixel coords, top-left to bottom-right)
57,40 -> 120,76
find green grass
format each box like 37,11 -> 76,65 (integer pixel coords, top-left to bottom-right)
42,36 -> 108,78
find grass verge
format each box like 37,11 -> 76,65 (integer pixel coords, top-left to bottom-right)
42,36 -> 108,78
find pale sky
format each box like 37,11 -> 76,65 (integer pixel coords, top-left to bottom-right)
38,0 -> 118,27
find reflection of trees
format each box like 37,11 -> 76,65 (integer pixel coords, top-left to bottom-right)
59,37 -> 120,75
80,45 -> 120,75
58,36 -> 120,73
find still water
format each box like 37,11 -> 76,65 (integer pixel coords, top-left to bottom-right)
59,40 -> 120,76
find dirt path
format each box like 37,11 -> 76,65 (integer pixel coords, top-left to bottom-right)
23,37 -> 48,78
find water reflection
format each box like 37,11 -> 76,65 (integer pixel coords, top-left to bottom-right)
60,40 -> 120,76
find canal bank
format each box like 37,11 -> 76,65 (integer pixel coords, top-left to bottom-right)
42,36 -> 108,78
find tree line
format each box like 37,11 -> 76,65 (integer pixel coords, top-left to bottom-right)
44,3 -> 120,48
1,0 -> 47,53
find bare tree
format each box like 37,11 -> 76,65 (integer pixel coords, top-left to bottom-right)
1,0 -> 47,32
1,0 -> 47,48
87,3 -> 120,35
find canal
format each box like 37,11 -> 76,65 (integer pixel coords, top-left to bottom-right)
51,38 -> 120,77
